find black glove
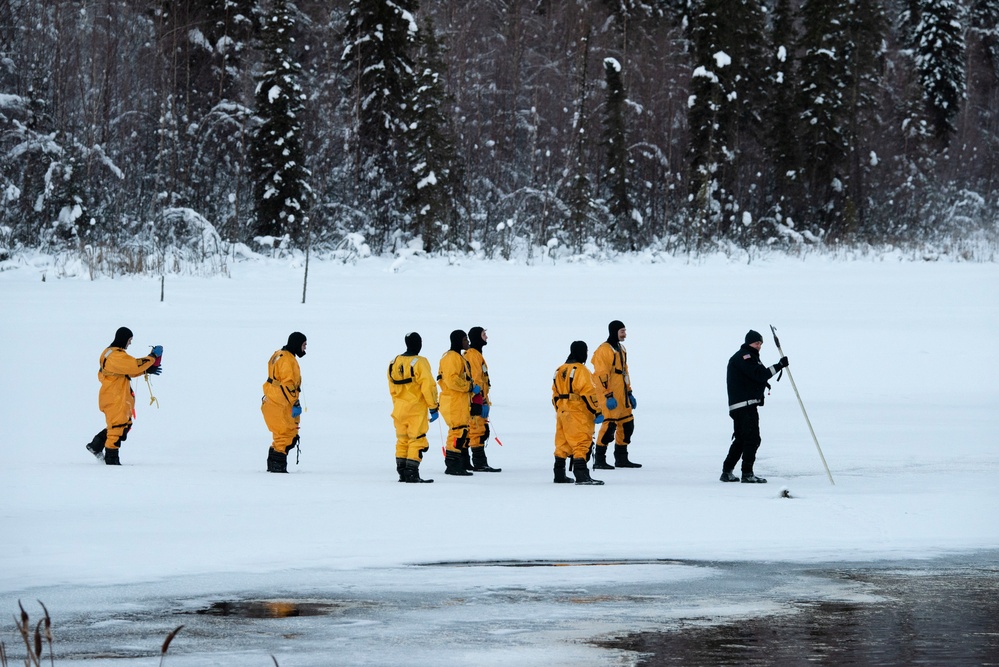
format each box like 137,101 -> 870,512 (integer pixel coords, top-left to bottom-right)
147,365 -> 163,376
779,356 -> 789,369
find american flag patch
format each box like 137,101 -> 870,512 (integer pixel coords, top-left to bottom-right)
743,354 -> 752,359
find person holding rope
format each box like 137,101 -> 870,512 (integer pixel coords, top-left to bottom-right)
388,332 -> 439,483
261,332 -> 307,473
85,326 -> 162,466
720,329 -> 789,483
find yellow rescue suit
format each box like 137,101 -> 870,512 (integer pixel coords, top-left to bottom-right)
465,346 -> 491,446
97,347 -> 158,449
261,349 -> 302,454
552,362 -> 602,460
388,354 -> 440,462
592,340 -> 634,446
437,349 -> 473,452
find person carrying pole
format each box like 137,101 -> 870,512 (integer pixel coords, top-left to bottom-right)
720,329 -> 788,483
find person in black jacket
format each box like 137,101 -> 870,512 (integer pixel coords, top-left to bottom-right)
721,330 -> 788,483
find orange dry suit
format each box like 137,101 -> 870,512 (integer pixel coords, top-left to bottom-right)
465,342 -> 491,447
438,337 -> 473,453
552,359 -> 603,460
592,337 -> 635,448
388,353 -> 440,462
97,346 -> 158,450
261,348 -> 302,455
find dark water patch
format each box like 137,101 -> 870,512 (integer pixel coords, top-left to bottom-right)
597,566 -> 999,666
190,599 -> 359,618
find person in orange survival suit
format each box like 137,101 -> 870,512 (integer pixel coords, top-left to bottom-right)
388,332 -> 440,483
261,332 -> 306,473
552,341 -> 605,485
84,326 -> 162,466
591,319 -> 641,469
465,326 -> 501,472
438,329 -> 476,476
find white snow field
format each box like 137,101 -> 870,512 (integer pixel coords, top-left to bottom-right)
1,255 -> 997,664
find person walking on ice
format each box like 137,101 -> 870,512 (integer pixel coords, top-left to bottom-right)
552,341 -> 605,485
261,332 -> 307,473
721,329 -> 789,483
85,326 -> 162,466
388,332 -> 440,483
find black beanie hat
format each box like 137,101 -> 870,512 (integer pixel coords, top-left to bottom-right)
285,331 -> 307,357
468,326 -> 487,351
404,332 -> 422,355
745,330 -> 764,345
110,326 -> 133,348
607,320 -> 626,345
566,340 -> 588,364
449,329 -> 468,352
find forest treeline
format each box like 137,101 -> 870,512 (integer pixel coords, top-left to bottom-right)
1,0 -> 997,272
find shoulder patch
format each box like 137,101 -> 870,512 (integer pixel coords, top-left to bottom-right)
743,354 -> 752,359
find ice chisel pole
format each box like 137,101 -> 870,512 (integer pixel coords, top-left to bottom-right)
770,325 -> 834,485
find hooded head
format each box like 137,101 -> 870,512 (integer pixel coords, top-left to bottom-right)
404,332 -> 422,356
449,329 -> 468,353
468,326 -> 487,351
607,320 -> 626,346
566,340 -> 588,364
284,331 -> 307,358
110,326 -> 133,349
745,330 -> 764,346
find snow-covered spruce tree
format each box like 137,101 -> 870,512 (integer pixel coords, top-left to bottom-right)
341,0 -> 420,252
685,0 -> 767,245
969,0 -> 999,79
601,57 -> 637,250
405,16 -> 463,254
761,0 -> 800,222
249,0 -> 312,247
912,0 -> 967,144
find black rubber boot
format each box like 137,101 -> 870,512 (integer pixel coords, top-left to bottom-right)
741,473 -> 767,483
403,459 -> 434,483
396,457 -> 407,482
103,448 -> 121,466
471,446 -> 501,472
571,458 -> 604,485
445,450 -> 473,476
720,470 -> 740,482
553,456 -> 574,483
86,430 -> 106,460
614,445 -> 642,468
593,445 -> 615,470
461,447 -> 474,471
267,447 -> 288,473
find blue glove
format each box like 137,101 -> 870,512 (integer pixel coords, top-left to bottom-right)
429,408 -> 439,423
628,392 -> 637,409
594,414 -> 605,425
292,401 -> 302,418
150,345 -> 163,358
147,365 -> 162,376
472,384 -> 482,395
605,395 -> 618,410
481,404 -> 490,419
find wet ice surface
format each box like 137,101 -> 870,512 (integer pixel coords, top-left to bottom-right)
8,552 -> 997,666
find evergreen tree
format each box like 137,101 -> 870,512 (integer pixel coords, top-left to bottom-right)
342,0 -> 420,251
762,0 -> 800,222
601,57 -> 637,250
686,0 -> 767,242
913,0 -> 967,143
249,0 -> 312,245
405,17 -> 463,253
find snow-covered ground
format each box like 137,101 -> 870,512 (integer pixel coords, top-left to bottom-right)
1,255 -> 997,664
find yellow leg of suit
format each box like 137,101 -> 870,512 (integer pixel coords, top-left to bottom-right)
101,396 -> 134,450
392,406 -> 431,462
261,397 -> 299,454
468,415 -> 489,447
598,414 -> 634,446
439,393 -> 470,453
554,410 -> 594,460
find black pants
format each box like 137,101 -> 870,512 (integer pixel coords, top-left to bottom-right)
723,406 -> 761,475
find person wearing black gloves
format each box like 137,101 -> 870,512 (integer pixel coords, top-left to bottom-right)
720,330 -> 788,483
85,326 -> 162,465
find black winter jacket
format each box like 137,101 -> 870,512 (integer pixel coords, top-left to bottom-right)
726,344 -> 782,411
